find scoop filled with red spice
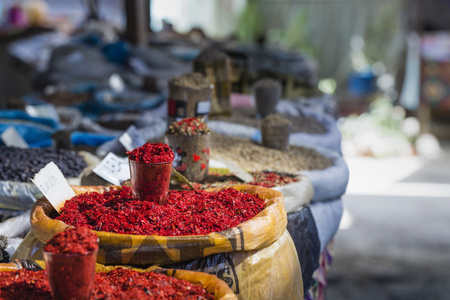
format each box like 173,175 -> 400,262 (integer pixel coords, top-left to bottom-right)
127,142 -> 174,204
43,227 -> 99,300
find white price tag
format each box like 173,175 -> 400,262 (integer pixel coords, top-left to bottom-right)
1,127 -> 29,149
212,154 -> 254,183
119,125 -> 146,152
31,162 -> 76,213
25,104 -> 60,123
196,101 -> 211,115
93,153 -> 130,186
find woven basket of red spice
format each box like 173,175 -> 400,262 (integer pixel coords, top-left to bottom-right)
21,184 -> 286,266
0,261 -> 237,300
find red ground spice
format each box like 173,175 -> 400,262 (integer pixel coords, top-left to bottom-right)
183,171 -> 299,190
56,186 -> 265,236
43,227 -> 98,254
127,143 -> 174,164
0,268 -> 214,300
166,117 -> 210,136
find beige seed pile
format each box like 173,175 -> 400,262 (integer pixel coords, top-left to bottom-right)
210,133 -> 333,173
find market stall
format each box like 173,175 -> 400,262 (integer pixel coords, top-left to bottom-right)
0,4 -> 348,299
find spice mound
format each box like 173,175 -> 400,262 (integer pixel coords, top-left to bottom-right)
43,227 -> 98,254
170,72 -> 212,90
56,186 -> 265,236
166,117 -> 210,136
0,268 -> 215,299
127,142 -> 174,164
184,171 -> 299,190
264,114 -> 292,126
0,146 -> 87,182
211,133 -> 333,173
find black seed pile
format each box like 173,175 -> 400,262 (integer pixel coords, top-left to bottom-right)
0,147 -> 87,182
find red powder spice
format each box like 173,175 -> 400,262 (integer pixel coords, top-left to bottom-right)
127,143 -> 174,164
166,117 -> 210,136
0,268 -> 214,300
43,227 -> 98,254
56,186 -> 265,236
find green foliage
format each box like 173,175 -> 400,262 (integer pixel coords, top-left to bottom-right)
236,0 -> 264,43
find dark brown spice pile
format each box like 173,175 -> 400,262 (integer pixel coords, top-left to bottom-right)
56,186 -> 265,236
195,49 -> 228,63
254,78 -> 281,90
41,91 -> 91,106
0,268 -> 215,299
0,147 -> 87,182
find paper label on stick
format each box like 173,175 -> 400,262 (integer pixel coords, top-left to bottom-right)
31,162 -> 76,213
119,125 -> 146,152
212,154 -> 254,183
1,127 -> 29,149
93,153 -> 130,186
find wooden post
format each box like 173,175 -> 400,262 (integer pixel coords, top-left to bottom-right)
125,0 -> 150,45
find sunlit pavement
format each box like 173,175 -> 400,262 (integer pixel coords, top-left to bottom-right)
326,142 -> 450,299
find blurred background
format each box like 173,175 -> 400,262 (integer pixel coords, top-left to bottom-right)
0,0 -> 449,299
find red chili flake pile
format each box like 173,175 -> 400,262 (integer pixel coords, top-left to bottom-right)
43,227 -> 98,254
0,269 -> 51,299
127,142 -> 174,164
0,268 -> 214,299
183,171 -> 299,190
56,186 -> 265,236
166,117 -> 210,136
93,268 -> 214,299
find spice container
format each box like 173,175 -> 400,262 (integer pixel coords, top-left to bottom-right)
165,117 -> 210,182
254,78 -> 282,118
261,114 -> 292,151
168,73 -> 213,125
127,143 -> 174,204
43,227 -> 98,300
193,49 -> 232,117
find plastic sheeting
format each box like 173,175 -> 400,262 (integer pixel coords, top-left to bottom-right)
299,146 -> 349,203
309,198 -> 343,252
272,174 -> 314,214
287,206 -> 320,298
0,211 -> 31,238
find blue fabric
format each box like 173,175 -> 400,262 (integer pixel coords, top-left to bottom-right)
0,110 -> 59,130
71,131 -> 115,146
0,123 -> 53,148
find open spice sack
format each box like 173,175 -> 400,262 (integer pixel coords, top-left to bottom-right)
13,184 -> 303,299
0,150 -> 99,211
0,261 -> 237,300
